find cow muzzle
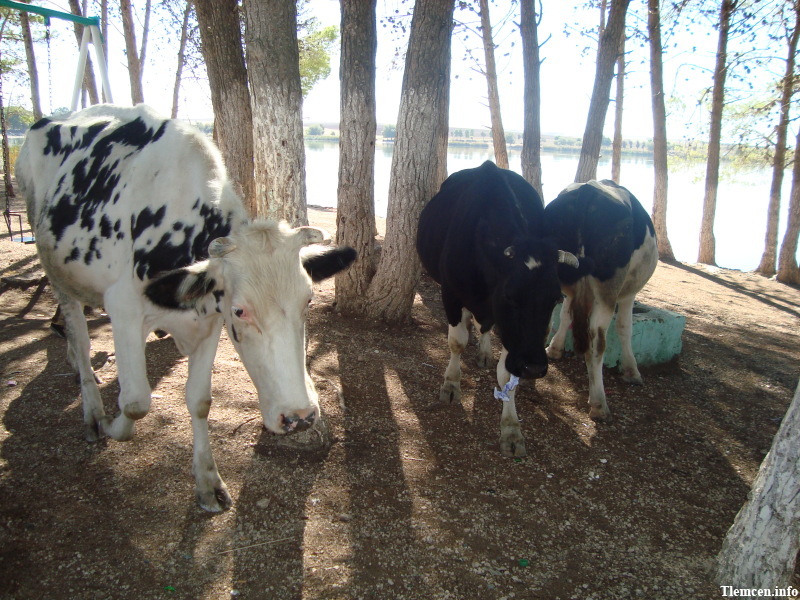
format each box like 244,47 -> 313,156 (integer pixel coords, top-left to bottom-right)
506,353 -> 548,380
280,408 -> 317,434
519,363 -> 548,379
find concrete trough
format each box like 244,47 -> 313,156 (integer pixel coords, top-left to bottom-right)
548,302 -> 686,368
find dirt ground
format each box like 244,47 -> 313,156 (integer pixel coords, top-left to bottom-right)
1,195 -> 799,600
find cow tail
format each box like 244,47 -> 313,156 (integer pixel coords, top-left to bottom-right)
570,277 -> 592,356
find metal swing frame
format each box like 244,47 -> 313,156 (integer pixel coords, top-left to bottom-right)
0,0 -> 113,110
0,0 -> 114,242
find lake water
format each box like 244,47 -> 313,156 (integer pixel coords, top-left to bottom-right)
306,140 -> 797,272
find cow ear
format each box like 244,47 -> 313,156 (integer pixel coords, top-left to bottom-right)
209,237 -> 236,258
145,262 -> 218,309
302,246 -> 357,282
293,226 -> 331,248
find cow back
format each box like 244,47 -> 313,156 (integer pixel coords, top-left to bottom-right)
417,161 -> 543,288
16,105 -> 248,302
544,180 -> 655,283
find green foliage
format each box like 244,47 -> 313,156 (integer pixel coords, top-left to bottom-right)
306,124 -> 325,136
382,124 -> 396,139
3,105 -> 35,133
505,132 -> 516,144
298,25 -> 338,98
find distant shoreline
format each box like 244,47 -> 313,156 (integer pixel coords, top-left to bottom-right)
304,136 -> 657,159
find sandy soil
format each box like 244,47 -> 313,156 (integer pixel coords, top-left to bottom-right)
1,198 -> 799,600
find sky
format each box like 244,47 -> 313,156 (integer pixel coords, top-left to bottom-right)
1,0 -> 743,142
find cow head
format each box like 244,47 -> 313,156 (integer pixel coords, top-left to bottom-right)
478,226 -> 579,380
145,221 -> 356,435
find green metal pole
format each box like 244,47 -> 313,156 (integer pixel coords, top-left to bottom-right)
0,0 -> 100,28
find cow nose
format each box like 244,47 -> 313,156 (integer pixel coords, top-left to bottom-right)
520,363 -> 548,379
281,409 -> 316,434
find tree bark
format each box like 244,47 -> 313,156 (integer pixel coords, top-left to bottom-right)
520,0 -> 543,199
698,0 -> 736,266
244,0 -> 308,226
194,0 -> 256,216
715,381 -> 800,588
365,0 -> 455,324
757,3 -> 800,276
120,0 -> 145,104
611,36 -> 624,184
138,0 -> 151,79
20,11 -> 42,120
574,0 -> 630,183
648,0 -> 675,261
777,127 -> 800,284
478,0 -> 508,169
335,0 -> 378,314
170,1 -> 191,119
68,0 -> 100,106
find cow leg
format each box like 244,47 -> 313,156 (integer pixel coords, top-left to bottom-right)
440,308 -> 471,403
497,348 -> 526,457
585,301 -> 615,422
546,295 -> 572,360
60,296 -> 106,442
476,325 -> 492,368
185,328 -> 231,512
101,289 -> 151,442
616,295 -> 643,384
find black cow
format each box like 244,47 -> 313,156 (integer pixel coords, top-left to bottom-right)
544,180 -> 658,422
417,161 -> 578,457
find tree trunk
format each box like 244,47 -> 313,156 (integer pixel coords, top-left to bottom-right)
715,381 -> 800,587
170,1 -> 191,119
777,127 -> 800,284
648,0 -> 675,261
68,0 -> 100,105
244,0 -> 307,226
520,0 -> 543,199
194,0 -> 256,216
138,0 -> 151,79
757,4 -> 800,276
335,0 -> 378,315
365,0 -> 455,324
20,11 -> 42,120
120,0 -> 145,104
611,36 -> 624,184
698,0 -> 736,266
478,0 -> 508,169
574,0 -> 630,183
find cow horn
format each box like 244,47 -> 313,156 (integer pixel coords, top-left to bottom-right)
558,250 -> 579,268
294,226 -> 331,247
208,237 -> 236,258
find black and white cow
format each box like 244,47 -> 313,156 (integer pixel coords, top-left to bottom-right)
417,161 -> 579,457
544,179 -> 658,422
16,104 -> 356,512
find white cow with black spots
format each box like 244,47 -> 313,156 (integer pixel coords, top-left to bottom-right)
16,104 -> 356,511
544,180 -> 658,422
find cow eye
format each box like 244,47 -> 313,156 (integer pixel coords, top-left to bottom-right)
233,306 -> 245,319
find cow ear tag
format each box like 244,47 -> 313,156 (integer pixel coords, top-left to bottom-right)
209,237 -> 236,257
504,246 -> 515,259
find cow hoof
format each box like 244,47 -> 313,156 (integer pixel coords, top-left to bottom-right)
197,485 -> 233,513
622,370 -> 643,385
84,421 -> 105,442
546,345 -> 563,360
439,381 -> 461,403
589,406 -> 613,423
499,431 -> 527,457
